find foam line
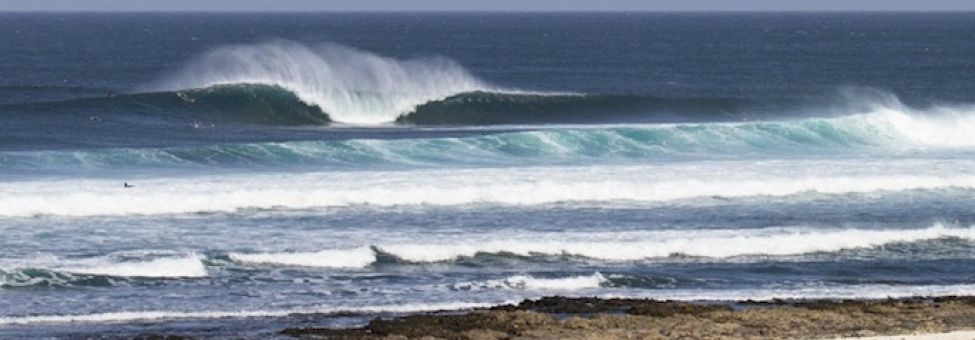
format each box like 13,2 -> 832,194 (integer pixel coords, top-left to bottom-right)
2,161 -> 974,217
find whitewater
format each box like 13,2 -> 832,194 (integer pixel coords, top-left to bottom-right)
5,14 -> 975,337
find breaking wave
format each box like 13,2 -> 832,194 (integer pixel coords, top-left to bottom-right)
155,40 -> 493,125
224,225 -> 975,268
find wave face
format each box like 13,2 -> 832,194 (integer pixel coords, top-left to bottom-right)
10,84 -> 330,126
155,40 -> 491,124
399,92 -> 750,125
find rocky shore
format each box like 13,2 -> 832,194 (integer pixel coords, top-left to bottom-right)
280,296 -> 975,339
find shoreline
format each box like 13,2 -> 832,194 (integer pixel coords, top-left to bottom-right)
279,296 -> 975,339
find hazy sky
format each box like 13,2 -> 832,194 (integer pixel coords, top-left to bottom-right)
2,0 -> 975,12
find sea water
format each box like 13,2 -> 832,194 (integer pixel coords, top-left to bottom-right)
2,12 -> 975,338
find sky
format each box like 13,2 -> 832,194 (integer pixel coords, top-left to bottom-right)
2,0 -> 975,12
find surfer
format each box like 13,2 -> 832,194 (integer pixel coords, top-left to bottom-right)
123,182 -> 134,188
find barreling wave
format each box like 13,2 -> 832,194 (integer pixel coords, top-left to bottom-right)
6,86 -> 747,127
10,40 -> 975,132
154,40 -> 493,125
146,40 -> 767,125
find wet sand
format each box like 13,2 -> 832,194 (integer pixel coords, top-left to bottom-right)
280,296 -> 975,339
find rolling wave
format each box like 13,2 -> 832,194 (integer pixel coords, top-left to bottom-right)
4,104 -> 975,173
227,224 -> 974,268
3,225 -> 972,289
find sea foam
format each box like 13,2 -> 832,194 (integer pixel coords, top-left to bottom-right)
229,247 -> 375,268
2,159 -> 974,217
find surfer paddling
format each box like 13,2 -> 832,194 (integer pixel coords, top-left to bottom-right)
123,182 -> 134,188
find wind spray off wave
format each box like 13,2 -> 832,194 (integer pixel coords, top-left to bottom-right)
155,40 -> 496,124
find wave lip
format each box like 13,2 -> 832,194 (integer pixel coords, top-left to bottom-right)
228,247 -> 375,269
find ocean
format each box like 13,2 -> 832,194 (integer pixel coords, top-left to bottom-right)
2,12 -> 975,338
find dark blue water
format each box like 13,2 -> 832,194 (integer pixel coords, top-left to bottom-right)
2,12 -> 975,338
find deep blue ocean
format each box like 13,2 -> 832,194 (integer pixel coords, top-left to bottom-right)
3,12 -> 975,338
